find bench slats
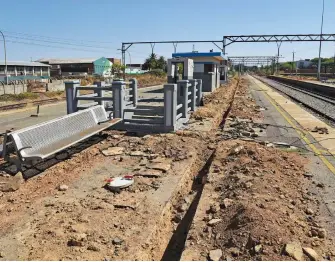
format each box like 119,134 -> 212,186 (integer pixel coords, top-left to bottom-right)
8,105 -> 113,161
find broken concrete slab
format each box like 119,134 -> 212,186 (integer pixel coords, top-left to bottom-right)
101,147 -> 125,156
146,162 -> 171,173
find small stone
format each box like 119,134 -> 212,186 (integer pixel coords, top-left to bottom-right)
209,204 -> 219,214
283,242 -> 304,260
318,228 -> 326,238
316,183 -> 325,188
222,198 -> 233,208
67,234 -> 87,247
209,249 -> 222,261
303,172 -> 313,178
146,162 -> 171,173
58,184 -> 69,191
310,229 -> 318,237
112,237 -> 124,245
178,203 -> 188,212
0,172 -> 24,192
174,213 -> 183,223
229,247 -> 240,257
101,147 -> 124,156
208,219 -> 222,226
303,247 -> 320,261
134,169 -> 162,178
254,244 -> 262,254
87,243 -> 100,252
305,208 -> 314,215
229,145 -> 244,155
129,151 -> 147,157
112,135 -> 121,139
208,145 -> 216,150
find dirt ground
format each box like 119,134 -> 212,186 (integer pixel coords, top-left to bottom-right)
181,77 -> 335,261
1,76 -> 333,261
0,79 -> 239,260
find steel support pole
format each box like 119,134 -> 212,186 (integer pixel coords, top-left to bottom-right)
0,30 -> 7,84
317,0 -> 325,80
121,43 -> 126,80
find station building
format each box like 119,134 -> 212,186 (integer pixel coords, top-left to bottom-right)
171,52 -> 228,92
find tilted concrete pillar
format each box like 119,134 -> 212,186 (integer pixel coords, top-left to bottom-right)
129,78 -> 138,107
112,81 -> 126,119
65,80 -> 80,114
164,84 -> 177,131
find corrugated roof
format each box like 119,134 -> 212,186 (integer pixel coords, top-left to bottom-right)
0,61 -> 51,67
36,58 -> 96,64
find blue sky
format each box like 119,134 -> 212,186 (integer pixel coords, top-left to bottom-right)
0,0 -> 334,63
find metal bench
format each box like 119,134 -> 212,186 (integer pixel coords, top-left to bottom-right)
2,105 -> 121,171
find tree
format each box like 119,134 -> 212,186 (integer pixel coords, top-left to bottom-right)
157,56 -> 167,72
112,63 -> 126,77
142,53 -> 167,71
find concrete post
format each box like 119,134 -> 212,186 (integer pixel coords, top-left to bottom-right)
196,79 -> 203,106
93,81 -> 105,106
178,80 -> 189,118
129,78 -> 138,107
65,80 -> 80,114
164,84 -> 177,131
189,79 -> 197,111
112,81 -> 125,119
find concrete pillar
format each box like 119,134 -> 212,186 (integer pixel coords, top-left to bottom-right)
93,81 -> 105,106
189,79 -> 197,111
164,84 -> 177,130
32,67 -> 35,76
40,67 -> 43,76
196,79 -> 203,106
65,80 -> 80,114
112,81 -> 125,119
14,66 -> 17,76
178,80 -> 189,118
129,78 -> 138,107
24,66 -> 27,76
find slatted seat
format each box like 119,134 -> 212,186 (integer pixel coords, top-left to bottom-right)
2,105 -> 120,170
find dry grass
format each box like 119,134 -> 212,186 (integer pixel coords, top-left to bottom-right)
45,91 -> 65,98
127,73 -> 166,88
0,93 -> 40,102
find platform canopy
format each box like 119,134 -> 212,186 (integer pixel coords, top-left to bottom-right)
172,52 -> 226,62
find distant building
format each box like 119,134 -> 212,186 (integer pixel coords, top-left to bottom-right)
295,59 -> 312,69
93,57 -> 112,77
0,61 -> 50,81
37,57 -> 119,77
125,63 -> 146,74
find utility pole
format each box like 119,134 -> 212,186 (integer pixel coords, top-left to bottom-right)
317,0 -> 325,80
0,30 -> 7,84
292,51 -> 296,75
276,42 -> 282,75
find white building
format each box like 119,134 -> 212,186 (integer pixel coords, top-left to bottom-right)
295,59 -> 312,69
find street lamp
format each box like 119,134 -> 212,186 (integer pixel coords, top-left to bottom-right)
317,0 -> 325,80
0,30 -> 7,83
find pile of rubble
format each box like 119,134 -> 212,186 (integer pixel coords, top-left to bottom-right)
220,117 -> 266,140
183,141 -> 335,261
